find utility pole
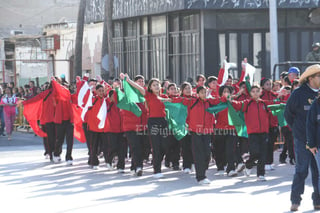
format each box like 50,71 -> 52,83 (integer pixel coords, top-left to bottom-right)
269,0 -> 279,80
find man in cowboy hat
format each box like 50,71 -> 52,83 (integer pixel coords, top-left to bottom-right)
285,64 -> 320,211
306,42 -> 320,61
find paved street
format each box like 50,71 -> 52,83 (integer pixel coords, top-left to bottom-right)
0,132 -> 317,213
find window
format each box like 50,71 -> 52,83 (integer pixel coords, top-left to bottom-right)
141,17 -> 148,35
181,14 -> 199,31
113,22 -> 122,37
151,16 -> 166,34
125,20 -> 137,37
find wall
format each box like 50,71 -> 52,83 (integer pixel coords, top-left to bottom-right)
44,23 -> 104,82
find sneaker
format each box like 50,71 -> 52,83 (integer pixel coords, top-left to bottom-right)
198,178 -> 211,185
45,154 -> 50,159
265,164 -> 271,171
257,176 -> 266,181
270,165 -> 275,170
106,163 -> 113,170
117,169 -> 125,174
191,164 -> 195,173
216,170 -> 224,176
53,156 -> 61,163
236,163 -> 245,173
130,170 -> 136,175
183,168 -> 191,174
290,204 -> 299,211
92,166 -> 99,170
66,160 -> 73,166
153,173 -> 164,179
227,170 -> 237,177
136,167 -> 143,177
244,168 -> 251,177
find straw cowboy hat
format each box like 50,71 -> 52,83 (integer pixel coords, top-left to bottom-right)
299,64 -> 320,83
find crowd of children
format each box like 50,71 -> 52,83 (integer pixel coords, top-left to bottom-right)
16,59 -> 304,187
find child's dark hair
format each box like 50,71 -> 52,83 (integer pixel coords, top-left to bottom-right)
219,85 -> 234,97
161,80 -> 170,88
167,83 -> 177,91
283,86 -> 291,91
251,85 -> 261,91
239,81 -> 246,88
180,82 -> 192,96
284,76 -> 291,86
89,78 -> 98,83
196,86 -> 206,94
134,75 -> 144,82
109,89 -> 114,97
207,76 -> 218,84
148,78 -> 160,93
291,79 -> 299,91
228,75 -> 233,80
196,74 -> 206,82
96,84 -> 104,91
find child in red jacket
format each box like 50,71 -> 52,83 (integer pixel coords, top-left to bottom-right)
230,85 -> 277,181
214,85 -> 238,177
104,89 -> 126,173
174,86 -> 223,185
86,84 -> 107,169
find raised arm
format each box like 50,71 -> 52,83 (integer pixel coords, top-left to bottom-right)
120,73 -> 146,96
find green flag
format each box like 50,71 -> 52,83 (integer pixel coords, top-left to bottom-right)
267,103 -> 287,127
115,86 -> 142,117
227,102 -> 248,138
206,103 -> 228,115
123,77 -> 145,103
164,102 -> 188,141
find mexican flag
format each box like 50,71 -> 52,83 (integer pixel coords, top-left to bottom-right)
115,78 -> 145,117
164,102 -> 188,141
267,103 -> 287,127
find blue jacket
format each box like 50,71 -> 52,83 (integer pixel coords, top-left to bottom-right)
284,83 -> 319,142
306,98 -> 320,148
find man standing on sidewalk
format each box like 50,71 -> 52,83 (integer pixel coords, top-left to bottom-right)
285,64 -> 320,211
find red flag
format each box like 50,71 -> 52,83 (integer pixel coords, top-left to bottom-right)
72,102 -> 86,143
23,90 -> 50,137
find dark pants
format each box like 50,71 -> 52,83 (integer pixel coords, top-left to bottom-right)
165,134 -> 181,167
0,107 -> 4,135
142,134 -> 151,161
148,117 -> 169,174
54,120 -> 74,161
290,138 -> 320,205
105,132 -> 126,170
181,134 -> 193,169
236,137 -> 249,164
266,127 -> 279,164
87,131 -> 107,166
246,133 -> 268,177
191,132 -> 211,182
280,126 -> 295,161
214,134 -> 237,173
82,123 -> 90,154
42,122 -> 56,159
126,131 -> 144,171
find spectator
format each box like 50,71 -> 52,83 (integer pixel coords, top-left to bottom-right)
306,42 -> 320,61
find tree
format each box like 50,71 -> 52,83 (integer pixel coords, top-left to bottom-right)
101,0 -> 115,80
74,0 -> 87,78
